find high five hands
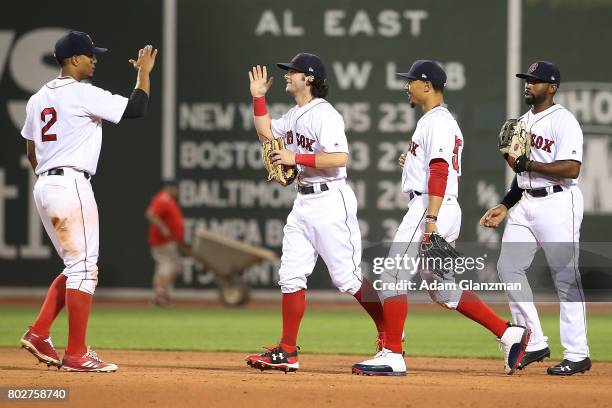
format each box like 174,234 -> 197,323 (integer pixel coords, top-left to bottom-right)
249,65 -> 274,98
129,45 -> 158,73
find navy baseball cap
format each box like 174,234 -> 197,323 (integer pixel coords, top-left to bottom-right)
516,61 -> 560,85
54,31 -> 108,60
397,60 -> 447,88
277,53 -> 326,80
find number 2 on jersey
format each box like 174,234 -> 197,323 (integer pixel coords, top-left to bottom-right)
41,107 -> 57,142
452,135 -> 462,172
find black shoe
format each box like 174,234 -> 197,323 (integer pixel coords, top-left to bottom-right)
518,347 -> 551,370
547,358 -> 591,376
245,345 -> 299,373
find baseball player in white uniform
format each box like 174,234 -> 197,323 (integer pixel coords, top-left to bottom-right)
352,60 -> 530,376
481,61 -> 591,375
19,31 -> 157,372
244,53 -> 385,373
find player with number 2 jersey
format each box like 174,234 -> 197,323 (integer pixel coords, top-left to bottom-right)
19,31 -> 156,372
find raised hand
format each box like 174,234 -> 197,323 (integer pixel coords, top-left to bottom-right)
249,65 -> 274,97
129,45 -> 158,73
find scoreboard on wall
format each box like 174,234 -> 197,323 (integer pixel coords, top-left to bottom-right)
1,0 -> 612,289
175,1 -> 507,288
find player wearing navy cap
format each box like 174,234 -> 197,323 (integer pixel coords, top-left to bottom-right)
19,31 -> 157,372
516,60 -> 561,85
243,53 -> 387,373
481,61 -> 591,375
352,59 -> 530,376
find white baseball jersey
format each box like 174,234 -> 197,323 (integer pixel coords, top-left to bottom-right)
383,105 -> 465,307
21,76 -> 128,175
517,103 -> 583,189
501,104 -> 588,360
401,106 -> 463,197
21,75 -> 129,295
271,100 -> 361,296
271,98 -> 348,185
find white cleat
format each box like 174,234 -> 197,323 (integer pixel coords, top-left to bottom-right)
352,348 -> 407,376
499,325 -> 531,375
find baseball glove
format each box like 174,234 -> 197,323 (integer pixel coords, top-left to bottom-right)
262,137 -> 297,186
419,233 -> 463,277
498,118 -> 530,170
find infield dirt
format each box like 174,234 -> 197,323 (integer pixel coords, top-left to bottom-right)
2,348 -> 611,408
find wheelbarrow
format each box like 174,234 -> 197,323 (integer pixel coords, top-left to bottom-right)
186,227 -> 278,307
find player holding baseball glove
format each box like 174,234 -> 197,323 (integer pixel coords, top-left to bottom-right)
352,60 -> 530,376
261,136 -> 296,186
481,61 -> 591,375
498,118 -> 531,173
244,54 -> 385,373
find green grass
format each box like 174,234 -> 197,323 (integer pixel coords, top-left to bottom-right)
2,306 -> 611,361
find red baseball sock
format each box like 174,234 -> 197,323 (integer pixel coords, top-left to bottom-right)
65,289 -> 93,357
383,295 -> 408,353
31,274 -> 67,337
456,290 -> 508,337
353,278 -> 385,335
279,290 -> 306,353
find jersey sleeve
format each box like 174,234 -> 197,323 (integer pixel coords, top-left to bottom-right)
80,84 -> 129,124
554,112 -> 583,162
20,98 -> 35,140
424,118 -> 454,164
317,109 -> 349,153
271,111 -> 290,138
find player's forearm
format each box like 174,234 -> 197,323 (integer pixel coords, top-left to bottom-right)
295,152 -> 347,168
134,69 -> 151,96
527,160 -> 581,179
426,195 -> 443,217
500,176 -> 523,209
424,159 -> 448,221
252,96 -> 273,141
27,157 -> 37,173
123,89 -> 149,119
312,152 -> 348,168
26,141 -> 37,172
253,114 -> 273,142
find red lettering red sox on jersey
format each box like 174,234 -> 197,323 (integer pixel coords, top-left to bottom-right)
409,141 -> 419,156
530,133 -> 555,153
296,133 -> 315,151
285,130 -> 294,144
284,130 -> 317,152
518,104 -> 582,191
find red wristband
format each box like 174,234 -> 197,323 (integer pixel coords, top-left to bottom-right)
295,154 -> 316,168
253,96 -> 267,116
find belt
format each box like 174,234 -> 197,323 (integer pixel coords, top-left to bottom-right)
408,191 -> 422,201
42,168 -> 91,180
526,185 -> 563,197
297,183 -> 329,195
